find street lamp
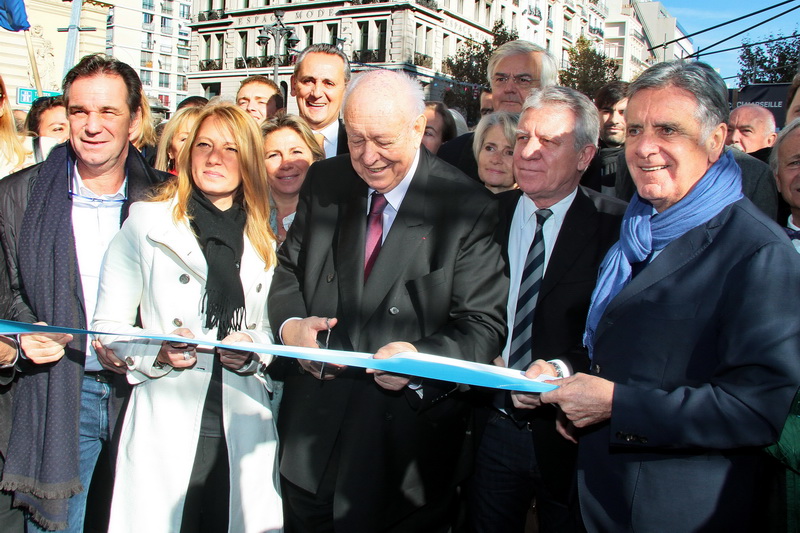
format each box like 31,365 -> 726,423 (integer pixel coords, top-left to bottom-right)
256,10 -> 300,84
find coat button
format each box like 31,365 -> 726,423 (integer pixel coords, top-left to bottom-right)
384,412 -> 393,421
592,363 -> 601,374
256,283 -> 262,292
326,273 -> 335,283
125,357 -> 134,366
388,306 -> 399,315
179,274 -> 190,284
173,318 -> 183,327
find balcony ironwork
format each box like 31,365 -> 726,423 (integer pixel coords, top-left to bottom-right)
417,0 -> 438,8
413,52 -> 433,69
353,48 -> 387,63
563,29 -> 573,41
527,6 -> 542,22
588,25 -> 604,37
199,58 -> 223,71
196,9 -> 225,22
143,22 -> 154,31
177,47 -> 190,57
588,0 -> 608,17
142,40 -> 155,50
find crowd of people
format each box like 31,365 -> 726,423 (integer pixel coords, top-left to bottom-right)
0,36 -> 798,533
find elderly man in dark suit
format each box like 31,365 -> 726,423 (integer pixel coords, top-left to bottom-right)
527,61 -> 800,532
469,86 -> 627,533
269,69 -> 508,532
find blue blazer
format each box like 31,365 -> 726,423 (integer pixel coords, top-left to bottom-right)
577,198 -> 800,532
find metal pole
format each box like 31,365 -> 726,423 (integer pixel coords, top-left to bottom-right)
273,34 -> 280,84
63,0 -> 83,78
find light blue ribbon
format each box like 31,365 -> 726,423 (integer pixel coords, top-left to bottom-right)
0,320 -> 557,393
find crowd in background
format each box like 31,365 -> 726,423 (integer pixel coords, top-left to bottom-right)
0,37 -> 798,533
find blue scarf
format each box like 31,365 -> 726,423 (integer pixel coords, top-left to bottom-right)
583,150 -> 743,359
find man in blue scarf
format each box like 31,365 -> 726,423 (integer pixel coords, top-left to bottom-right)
527,61 -> 800,531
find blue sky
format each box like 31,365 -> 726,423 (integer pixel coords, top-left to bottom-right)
660,0 -> 799,87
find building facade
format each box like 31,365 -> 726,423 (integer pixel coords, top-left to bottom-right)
1,0 -> 110,110
187,0 -> 532,110
106,0 -> 194,111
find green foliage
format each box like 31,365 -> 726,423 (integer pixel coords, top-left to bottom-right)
737,33 -> 800,86
442,20 -> 518,125
559,37 -> 618,98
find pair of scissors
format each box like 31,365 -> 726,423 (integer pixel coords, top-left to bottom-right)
316,318 -> 332,379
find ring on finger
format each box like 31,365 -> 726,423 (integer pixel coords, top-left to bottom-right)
183,351 -> 192,360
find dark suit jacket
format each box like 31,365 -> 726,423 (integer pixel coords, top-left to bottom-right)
578,199 -> 800,532
493,186 -> 627,501
614,146 -> 778,219
268,149 -> 509,530
437,131 -> 479,181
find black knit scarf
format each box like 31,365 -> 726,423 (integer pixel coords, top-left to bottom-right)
188,187 -> 246,340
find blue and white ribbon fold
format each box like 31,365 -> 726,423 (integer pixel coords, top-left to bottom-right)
0,320 -> 558,393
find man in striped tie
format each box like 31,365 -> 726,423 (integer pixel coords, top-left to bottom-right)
468,86 -> 627,533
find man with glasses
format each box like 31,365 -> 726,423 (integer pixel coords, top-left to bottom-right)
0,54 -> 169,532
438,40 -> 558,180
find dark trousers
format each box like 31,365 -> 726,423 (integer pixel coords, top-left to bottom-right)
468,409 -> 582,533
282,442 -> 456,533
180,435 -> 230,533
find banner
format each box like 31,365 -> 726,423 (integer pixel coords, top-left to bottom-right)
0,320 -> 559,393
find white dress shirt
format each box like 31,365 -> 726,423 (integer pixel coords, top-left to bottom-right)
71,166 -> 127,371
788,216 -> 800,254
501,189 -> 578,373
366,149 -> 421,243
314,120 -> 341,159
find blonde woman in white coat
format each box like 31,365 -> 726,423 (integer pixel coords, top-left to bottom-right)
92,103 -> 282,533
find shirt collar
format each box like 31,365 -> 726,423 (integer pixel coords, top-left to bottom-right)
518,187 -> 578,229
369,148 -> 421,212
72,163 -> 127,201
314,120 -> 340,143
788,215 -> 800,232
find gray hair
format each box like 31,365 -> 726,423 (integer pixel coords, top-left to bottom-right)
521,86 -> 600,150
473,111 -> 520,161
487,40 -> 558,88
344,70 -> 425,122
629,60 -> 728,141
293,43 -> 352,82
769,117 -> 800,175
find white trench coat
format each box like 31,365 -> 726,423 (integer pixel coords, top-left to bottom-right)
92,199 -> 283,533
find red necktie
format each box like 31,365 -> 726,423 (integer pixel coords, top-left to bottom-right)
364,193 -> 388,280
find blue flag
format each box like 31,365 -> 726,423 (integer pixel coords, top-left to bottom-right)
0,0 -> 30,32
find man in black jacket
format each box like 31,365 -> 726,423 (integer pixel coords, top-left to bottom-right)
0,54 -> 169,532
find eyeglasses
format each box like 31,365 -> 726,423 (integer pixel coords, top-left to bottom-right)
67,168 -> 127,205
492,74 -> 539,90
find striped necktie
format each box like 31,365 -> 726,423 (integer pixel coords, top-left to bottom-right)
508,208 -> 553,370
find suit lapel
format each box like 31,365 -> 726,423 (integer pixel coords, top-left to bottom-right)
360,153 -> 433,326
539,188 -> 598,301
599,221 -> 714,332
336,174 -> 368,349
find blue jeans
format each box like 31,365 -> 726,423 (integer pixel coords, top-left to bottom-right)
25,375 -> 111,533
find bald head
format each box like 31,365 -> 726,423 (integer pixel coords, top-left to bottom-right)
726,104 -> 777,154
343,70 -> 426,193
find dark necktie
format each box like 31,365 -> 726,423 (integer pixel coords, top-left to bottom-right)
508,208 -> 553,370
364,193 -> 388,280
785,226 -> 800,240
